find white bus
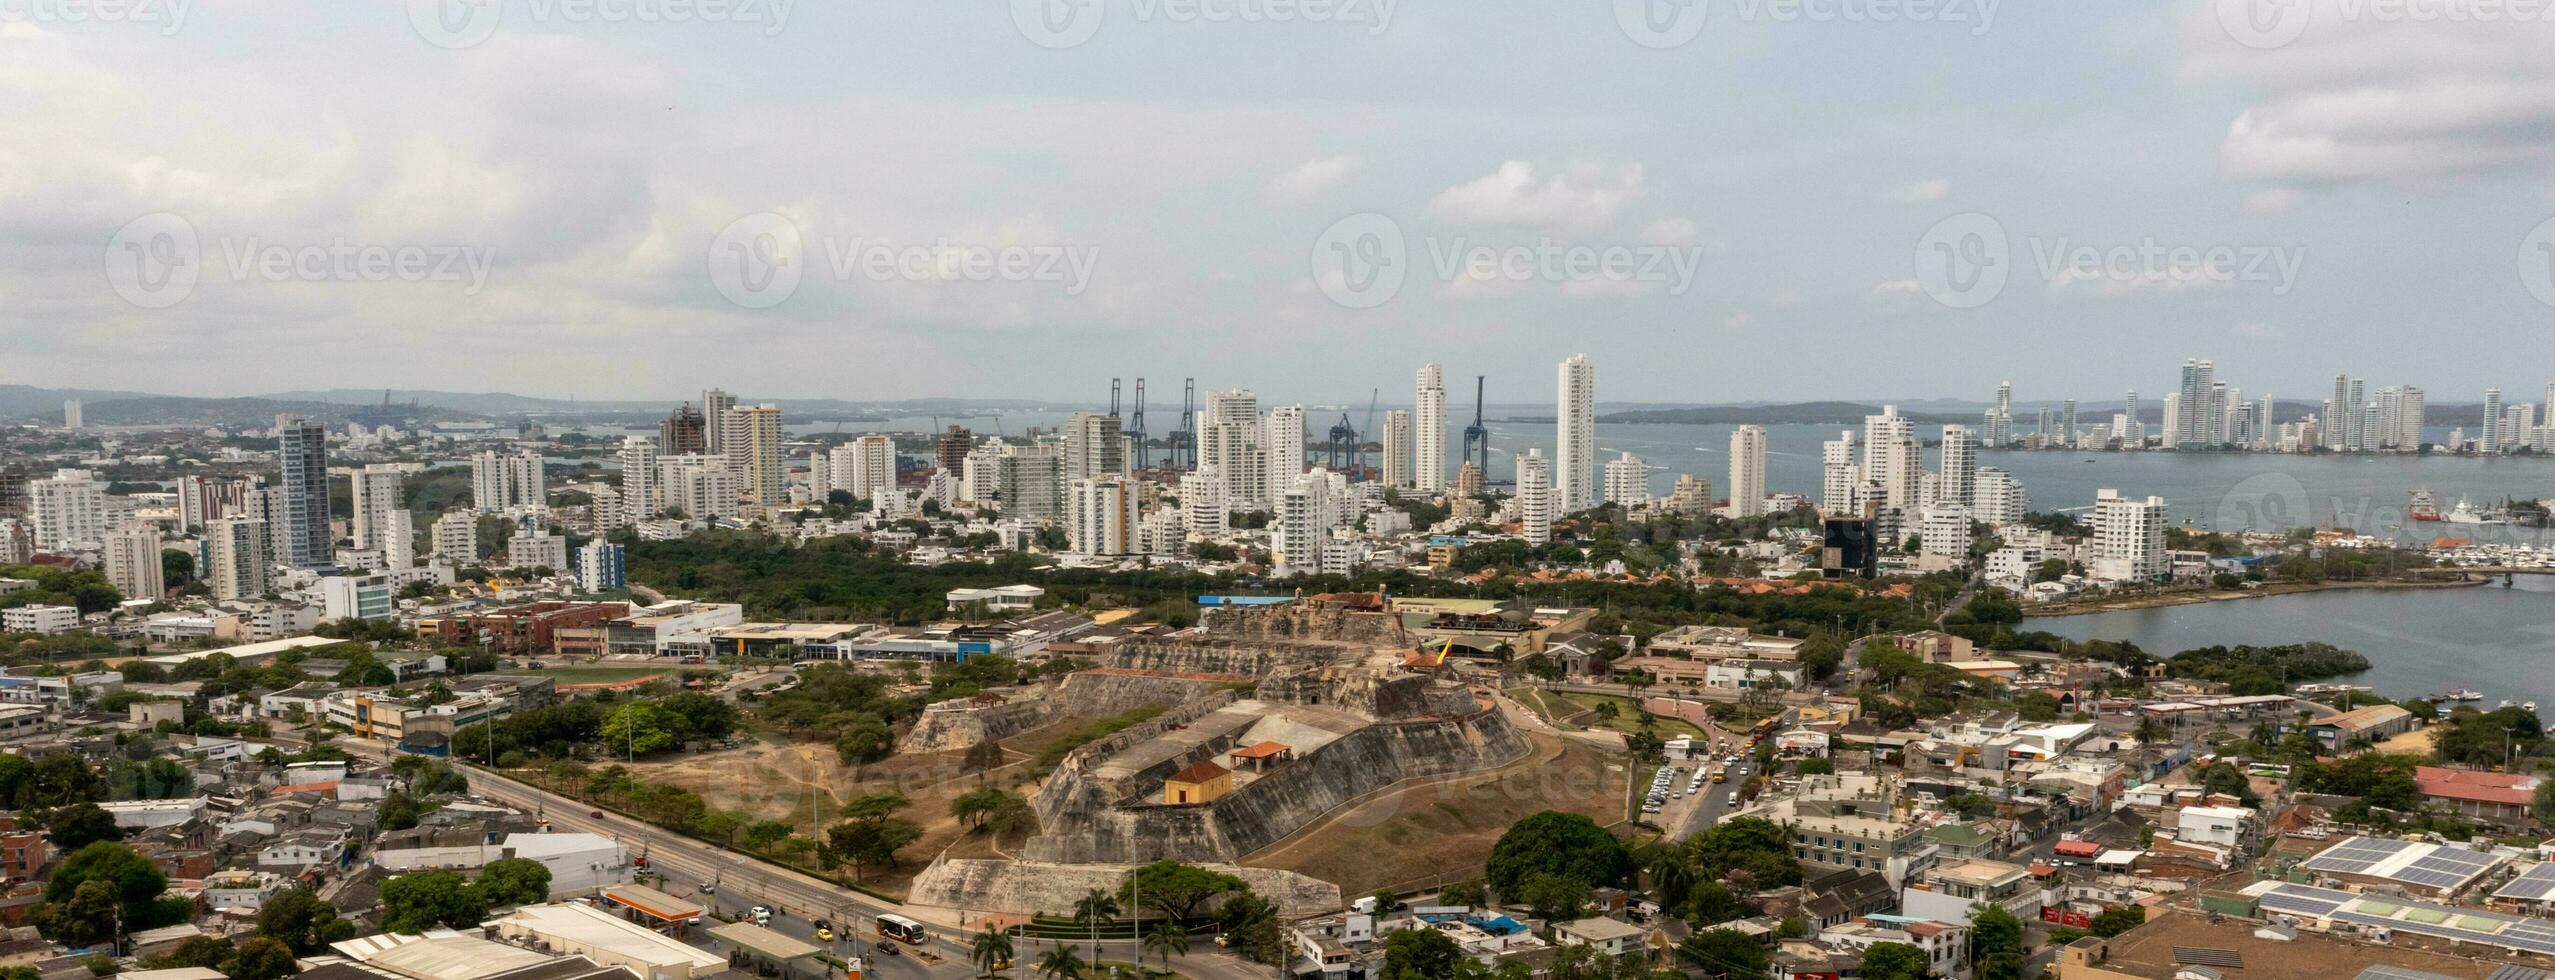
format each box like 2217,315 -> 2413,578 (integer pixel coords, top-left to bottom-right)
875,914 -> 927,946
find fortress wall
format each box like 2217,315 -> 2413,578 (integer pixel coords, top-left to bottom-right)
908,858 -> 1343,918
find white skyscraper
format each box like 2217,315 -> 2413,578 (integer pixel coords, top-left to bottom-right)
105,525 -> 164,600
1729,425 -> 1768,518
61,400 -> 81,430
1415,364 -> 1447,493
1181,468 -> 1227,540
1199,389 -> 1265,510
619,438 -> 661,522
836,434 -> 897,501
2092,489 -> 2167,582
1821,431 -> 1861,516
431,510 -> 477,565
1515,449 -> 1554,546
2160,392 -> 2183,449
380,509 -> 415,569
209,517 -> 272,601
1556,354 -> 1597,513
2483,388 -> 2506,454
1604,452 -> 1651,509
1063,412 -> 1129,482
1264,404 -> 1307,493
1972,468 -> 2025,525
1938,425 -> 1977,507
728,404 -> 786,505
1067,476 -> 1138,557
1381,410 -> 1413,488
1273,472 -> 1331,572
1861,407 -> 1920,511
349,464 -> 407,554
26,468 -> 107,553
700,387 -> 737,455
471,448 -> 545,512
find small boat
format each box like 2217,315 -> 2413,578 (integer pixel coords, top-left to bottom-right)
2425,693 -> 2451,704
2499,700 -> 2517,710
2451,689 -> 2485,701
2527,701 -> 2540,713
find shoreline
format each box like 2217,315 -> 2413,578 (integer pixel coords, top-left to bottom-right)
2022,576 -> 2488,617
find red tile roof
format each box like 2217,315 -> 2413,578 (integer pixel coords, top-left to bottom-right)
2414,766 -> 2538,806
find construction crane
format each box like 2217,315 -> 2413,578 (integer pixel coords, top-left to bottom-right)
1461,375 -> 1490,476
1325,412 -> 1359,471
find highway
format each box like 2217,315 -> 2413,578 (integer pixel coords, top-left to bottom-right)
344,739 -> 1274,979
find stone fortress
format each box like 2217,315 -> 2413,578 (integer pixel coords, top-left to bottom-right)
908,593 -> 1533,915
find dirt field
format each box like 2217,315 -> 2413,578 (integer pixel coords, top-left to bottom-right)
1240,732 -> 1629,896
618,710 -> 1136,895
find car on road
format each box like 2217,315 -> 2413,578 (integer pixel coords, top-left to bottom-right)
815,926 -> 833,942
874,942 -> 899,957
700,881 -> 715,894
751,906 -> 774,925
589,809 -> 604,818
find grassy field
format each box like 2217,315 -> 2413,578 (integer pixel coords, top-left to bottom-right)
1553,692 -> 1708,739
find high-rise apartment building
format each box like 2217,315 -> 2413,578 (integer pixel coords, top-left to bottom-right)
619,438 -> 661,523
1556,354 -> 1596,513
1939,425 -> 1977,507
209,517 -> 272,601
576,540 -> 626,593
1415,364 -> 1447,492
105,525 -> 164,600
661,454 -> 743,520
996,444 -> 1064,520
1067,476 -> 1137,556
471,447 -> 546,512
2092,489 -> 2167,582
1181,469 -> 1226,540
431,510 -> 478,564
1972,468 -> 2025,525
275,416 -> 333,568
700,388 -> 737,455
2484,388 -> 2506,454
1264,404 -> 1306,494
1199,389 -> 1265,510
1604,452 -> 1651,509
1861,407 -> 1920,512
1514,450 -> 1553,546
61,400 -> 81,430
1821,431 -> 1860,516
1381,410 -> 1413,489
349,464 -> 407,554
724,404 -> 785,505
26,468 -> 106,553
832,435 -> 896,501
1729,425 -> 1767,518
2176,359 -> 2217,449
1666,474 -> 1713,518
1063,413 -> 1128,482
935,426 -> 974,476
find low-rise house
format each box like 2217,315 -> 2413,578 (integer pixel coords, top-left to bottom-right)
2412,766 -> 2540,831
257,828 -> 347,869
1900,859 -> 2041,924
1552,917 -> 1644,958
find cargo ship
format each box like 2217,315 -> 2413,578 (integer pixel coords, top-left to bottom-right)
2409,489 -> 2440,522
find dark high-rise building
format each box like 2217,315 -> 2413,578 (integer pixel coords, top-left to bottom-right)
1820,517 -> 1878,580
660,402 -> 707,455
935,425 -> 974,475
274,416 -> 333,568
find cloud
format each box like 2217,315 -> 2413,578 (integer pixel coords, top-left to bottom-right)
2180,1 -> 2555,196
1884,178 -> 1952,205
1263,156 -> 1361,206
1427,161 -> 1644,234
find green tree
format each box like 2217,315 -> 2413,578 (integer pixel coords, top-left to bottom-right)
1518,872 -> 1592,923
44,841 -> 172,929
825,792 -> 924,881
2535,779 -> 2555,828
1034,942 -> 1084,980
1072,887 -> 1119,931
971,926 -> 1016,976
477,858 -> 553,908
1677,927 -> 1770,978
1971,904 -> 2026,980
1140,919 -> 1189,967
599,701 -> 680,756
40,803 -> 125,851
1486,811 -> 1632,895
380,871 -> 487,933
29,879 -> 120,948
835,715 -> 894,764
1684,816 -> 1802,888
220,937 -> 301,980
1858,941 -> 1932,980
1381,927 -> 1465,980
255,890 -> 357,954
2088,906 -> 2145,938
1119,860 -> 1246,922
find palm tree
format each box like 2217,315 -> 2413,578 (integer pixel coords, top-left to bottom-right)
1634,840 -> 1694,907
971,926 -> 1015,977
1071,888 -> 1118,961
1140,920 -> 1189,967
1034,942 -> 1084,980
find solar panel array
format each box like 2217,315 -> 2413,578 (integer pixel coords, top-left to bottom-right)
2299,836 -> 2499,891
2399,845 -> 2500,891
2301,837 -> 2413,875
2487,965 -> 2550,980
2259,884 -> 2555,957
2173,947 -> 2245,968
2356,966 -> 2458,980
2499,863 -> 2555,902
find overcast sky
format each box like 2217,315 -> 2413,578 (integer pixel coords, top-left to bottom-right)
8,0 -> 2554,406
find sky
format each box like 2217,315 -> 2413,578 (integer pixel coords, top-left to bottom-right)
6,0 -> 2554,407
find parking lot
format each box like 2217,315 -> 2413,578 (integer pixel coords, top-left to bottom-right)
1643,745 -> 1754,840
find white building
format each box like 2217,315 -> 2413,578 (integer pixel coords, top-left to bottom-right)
2091,489 -> 2167,582
1556,354 -> 1597,513
575,540 -> 626,593
1062,413 -> 1128,483
470,448 -> 545,513
1917,505 -> 1972,561
431,510 -> 478,565
1515,450 -> 1554,546
1,604 -> 78,635
1604,452 -> 1650,509
1862,407 -> 1920,512
726,404 -> 786,505
320,572 -> 397,622
105,525 -> 165,600
1067,476 -> 1137,557
1265,403 -> 1307,496
348,464 -> 408,554
1938,425 -> 1977,506
508,530 -> 569,572
661,454 -> 742,520
1415,363 -> 1447,493
209,517 -> 272,601
27,468 -> 107,553
1180,468 -> 1226,541
1381,409 -> 1413,489
832,434 -> 898,501
1729,425 -> 1767,518
1199,389 -> 1266,510
1821,430 -> 1860,515
1972,468 -> 2025,526
618,438 -> 661,523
